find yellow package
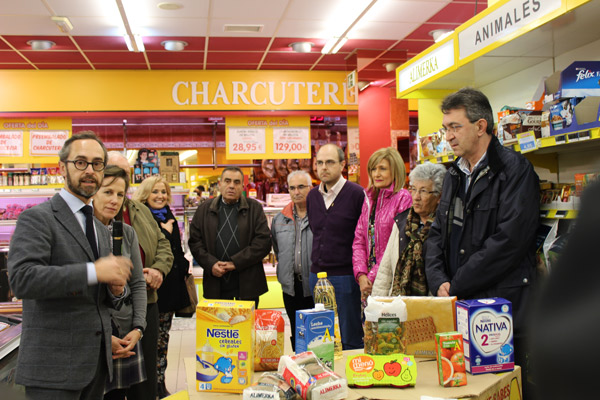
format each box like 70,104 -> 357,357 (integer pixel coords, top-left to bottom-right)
196,299 -> 255,393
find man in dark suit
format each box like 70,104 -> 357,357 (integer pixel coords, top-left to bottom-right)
8,131 -> 133,400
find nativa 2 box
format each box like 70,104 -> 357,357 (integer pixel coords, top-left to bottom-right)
456,298 -> 514,374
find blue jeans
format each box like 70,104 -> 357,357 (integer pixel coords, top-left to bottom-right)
309,273 -> 363,350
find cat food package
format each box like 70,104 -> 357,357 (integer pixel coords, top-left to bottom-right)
345,353 -> 417,388
255,309 -> 285,371
363,296 -> 407,355
278,351 -> 347,400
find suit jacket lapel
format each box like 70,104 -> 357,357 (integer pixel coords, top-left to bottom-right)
51,194 -> 96,262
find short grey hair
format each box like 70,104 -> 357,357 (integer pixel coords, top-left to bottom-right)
287,170 -> 312,186
408,163 -> 447,194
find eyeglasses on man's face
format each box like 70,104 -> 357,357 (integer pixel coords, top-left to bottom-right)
316,160 -> 339,168
408,187 -> 438,197
439,124 -> 464,136
289,184 -> 309,192
65,159 -> 106,171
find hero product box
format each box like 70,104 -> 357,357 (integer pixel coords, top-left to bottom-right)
196,299 -> 255,393
435,332 -> 467,387
544,61 -> 600,100
456,298 -> 514,375
296,307 -> 335,369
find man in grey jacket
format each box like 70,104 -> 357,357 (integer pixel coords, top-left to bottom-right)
8,132 -> 132,400
271,170 -> 314,351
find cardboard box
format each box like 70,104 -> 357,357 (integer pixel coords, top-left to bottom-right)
544,61 -> 600,100
400,296 -> 457,358
159,151 -> 180,183
196,300 -> 255,393
456,298 -> 514,375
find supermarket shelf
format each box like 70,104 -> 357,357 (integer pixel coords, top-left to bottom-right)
515,128 -> 600,156
540,209 -> 577,220
407,1 -> 600,94
418,153 -> 455,165
0,186 -> 62,197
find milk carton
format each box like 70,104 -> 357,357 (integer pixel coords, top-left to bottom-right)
456,298 -> 514,374
196,299 -> 255,393
295,304 -> 335,369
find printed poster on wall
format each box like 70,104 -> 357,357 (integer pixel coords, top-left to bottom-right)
30,130 -> 69,157
272,127 -> 310,154
0,131 -> 24,157
228,127 -> 266,156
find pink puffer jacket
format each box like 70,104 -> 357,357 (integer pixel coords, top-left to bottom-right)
352,186 -> 412,283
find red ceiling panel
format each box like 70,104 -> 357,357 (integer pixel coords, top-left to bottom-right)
146,51 -> 205,63
4,35 -> 77,51
0,40 -> 11,50
36,63 -> 92,69
150,64 -> 205,70
263,52 -> 321,64
311,65 -> 348,71
85,51 -> 147,63
0,63 -> 34,69
428,2 -> 486,24
207,51 -> 263,64
94,64 -> 148,70
340,39 -> 397,52
260,64 -> 311,70
208,37 -> 270,52
319,53 -> 350,65
0,52 -> 27,63
205,64 -> 259,70
393,40 -> 432,55
405,23 -> 458,41
74,36 -> 129,51
23,51 -> 88,63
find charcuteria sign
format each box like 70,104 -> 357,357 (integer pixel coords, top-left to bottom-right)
0,70 -> 357,112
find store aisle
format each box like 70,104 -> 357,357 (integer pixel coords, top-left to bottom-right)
165,309 -> 291,395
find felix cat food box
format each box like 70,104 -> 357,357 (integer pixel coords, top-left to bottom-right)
456,298 -> 514,374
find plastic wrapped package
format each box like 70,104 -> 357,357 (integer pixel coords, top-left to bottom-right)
278,352 -> 347,400
363,296 -> 407,355
242,373 -> 298,400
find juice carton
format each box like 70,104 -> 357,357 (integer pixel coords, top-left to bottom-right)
435,332 -> 467,387
295,304 -> 335,369
456,298 -> 514,374
196,299 -> 255,393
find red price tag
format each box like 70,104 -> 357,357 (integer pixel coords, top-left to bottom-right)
228,127 -> 265,155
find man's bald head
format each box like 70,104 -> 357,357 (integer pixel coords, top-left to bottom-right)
107,151 -> 131,177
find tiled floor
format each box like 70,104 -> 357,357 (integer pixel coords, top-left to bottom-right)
164,309 -> 291,395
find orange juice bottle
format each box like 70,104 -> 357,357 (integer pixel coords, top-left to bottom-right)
313,272 -> 343,359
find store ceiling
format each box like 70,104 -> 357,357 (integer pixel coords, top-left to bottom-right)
0,0 -> 486,89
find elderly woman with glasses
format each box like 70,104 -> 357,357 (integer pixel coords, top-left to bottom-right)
371,163 -> 447,297
352,147 -> 412,303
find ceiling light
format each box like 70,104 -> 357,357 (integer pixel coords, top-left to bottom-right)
162,40 -> 188,51
51,16 -> 73,33
429,29 -> 454,43
27,40 -> 55,51
322,37 -> 348,55
124,34 -> 145,52
358,81 -> 371,91
289,42 -> 313,53
383,62 -> 401,72
157,2 -> 183,10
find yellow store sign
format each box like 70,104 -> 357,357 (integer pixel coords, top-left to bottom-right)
0,118 -> 71,163
0,70 -> 357,112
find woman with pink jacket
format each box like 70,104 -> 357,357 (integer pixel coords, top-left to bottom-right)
353,147 -> 412,302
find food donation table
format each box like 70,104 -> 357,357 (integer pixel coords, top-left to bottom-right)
184,349 -> 522,400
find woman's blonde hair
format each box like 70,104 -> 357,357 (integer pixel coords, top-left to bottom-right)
366,147 -> 406,194
132,175 -> 172,205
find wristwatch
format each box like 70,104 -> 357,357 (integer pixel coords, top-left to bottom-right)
134,327 -> 144,339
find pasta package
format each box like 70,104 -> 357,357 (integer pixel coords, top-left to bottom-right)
363,296 -> 407,355
278,351 -> 347,400
254,309 -> 285,371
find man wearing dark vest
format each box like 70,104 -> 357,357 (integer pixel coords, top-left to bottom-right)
307,144 -> 365,349
189,167 -> 271,308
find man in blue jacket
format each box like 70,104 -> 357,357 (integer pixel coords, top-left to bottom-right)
425,87 -> 539,397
